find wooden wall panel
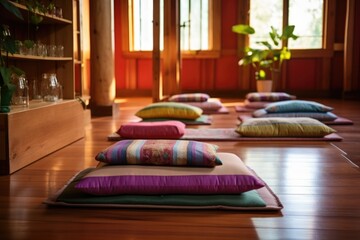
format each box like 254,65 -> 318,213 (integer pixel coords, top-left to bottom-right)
113,0 -> 360,98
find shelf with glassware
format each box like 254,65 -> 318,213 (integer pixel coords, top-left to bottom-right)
3,53 -> 72,61
2,1 -> 76,106
0,0 -> 85,175
9,1 -> 71,24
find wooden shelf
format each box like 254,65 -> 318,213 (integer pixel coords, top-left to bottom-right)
10,1 -> 72,24
0,1 -> 86,175
3,52 -> 72,61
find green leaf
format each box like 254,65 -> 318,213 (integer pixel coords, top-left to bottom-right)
23,40 -> 35,49
232,24 -> 255,35
3,36 -> 18,54
282,25 -> 299,40
257,41 -> 272,50
280,47 -> 291,60
0,66 -> 12,86
255,70 -> 267,80
10,66 -> 25,76
0,0 -> 24,20
30,14 -> 43,25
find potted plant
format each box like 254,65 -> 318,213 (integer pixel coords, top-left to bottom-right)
0,0 -> 25,112
232,24 -> 298,92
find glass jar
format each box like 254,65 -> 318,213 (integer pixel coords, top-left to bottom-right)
11,74 -> 29,107
42,73 -> 60,102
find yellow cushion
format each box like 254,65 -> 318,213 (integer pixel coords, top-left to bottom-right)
236,117 -> 336,137
135,102 -> 203,120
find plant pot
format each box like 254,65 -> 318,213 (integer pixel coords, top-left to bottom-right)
256,80 -> 273,92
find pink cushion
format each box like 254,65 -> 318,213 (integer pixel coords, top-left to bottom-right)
117,121 -> 186,139
185,99 -> 223,111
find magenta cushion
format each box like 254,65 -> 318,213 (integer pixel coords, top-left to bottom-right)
75,152 -> 265,195
117,121 -> 185,139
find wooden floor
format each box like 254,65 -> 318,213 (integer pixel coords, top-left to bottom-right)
1,97 -> 360,240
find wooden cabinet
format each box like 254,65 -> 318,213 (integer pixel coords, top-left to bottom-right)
0,0 -> 85,174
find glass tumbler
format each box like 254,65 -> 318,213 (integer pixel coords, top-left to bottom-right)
12,74 -> 29,107
42,73 -> 60,102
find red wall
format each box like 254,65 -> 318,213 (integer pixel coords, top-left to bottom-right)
114,0 -> 359,97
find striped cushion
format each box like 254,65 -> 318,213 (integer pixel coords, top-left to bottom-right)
95,139 -> 222,167
246,92 -> 294,102
169,93 -> 210,102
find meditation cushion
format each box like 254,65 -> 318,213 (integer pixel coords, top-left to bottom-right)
252,109 -> 338,121
264,100 -> 333,113
168,93 -> 210,102
135,102 -> 203,120
246,92 -> 295,102
117,121 -> 185,139
236,117 -> 336,137
184,99 -> 223,111
95,139 -> 222,167
75,152 -> 265,195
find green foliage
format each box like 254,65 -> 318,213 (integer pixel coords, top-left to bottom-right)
0,1 -> 24,89
232,24 -> 298,80
0,0 -> 23,20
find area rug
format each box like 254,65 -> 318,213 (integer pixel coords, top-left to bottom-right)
238,115 -> 354,126
203,106 -> 230,115
234,105 -> 258,112
43,155 -> 283,211
141,115 -> 212,125
108,128 -> 343,141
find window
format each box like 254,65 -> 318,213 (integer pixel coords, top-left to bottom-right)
249,0 -> 324,49
121,0 -> 220,58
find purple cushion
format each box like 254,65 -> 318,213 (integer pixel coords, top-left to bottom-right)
75,152 -> 265,195
117,121 -> 185,139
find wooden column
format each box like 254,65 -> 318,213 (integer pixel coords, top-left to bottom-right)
344,0 -> 355,92
153,0 -> 162,102
89,0 -> 116,115
162,0 -> 181,97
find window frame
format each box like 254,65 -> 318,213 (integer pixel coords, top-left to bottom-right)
238,0 -> 335,58
120,0 -> 221,59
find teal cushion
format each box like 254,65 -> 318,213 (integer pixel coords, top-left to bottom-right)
265,100 -> 333,113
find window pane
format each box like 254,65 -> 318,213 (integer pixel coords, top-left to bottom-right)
249,0 -> 283,48
180,0 -> 190,50
288,0 -> 323,49
132,0 -> 209,51
133,0 -> 153,50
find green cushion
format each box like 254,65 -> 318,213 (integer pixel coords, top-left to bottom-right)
136,102 -> 203,120
236,117 -> 336,137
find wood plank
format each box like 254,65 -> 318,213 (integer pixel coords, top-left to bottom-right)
0,100 -> 84,174
0,97 -> 360,239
